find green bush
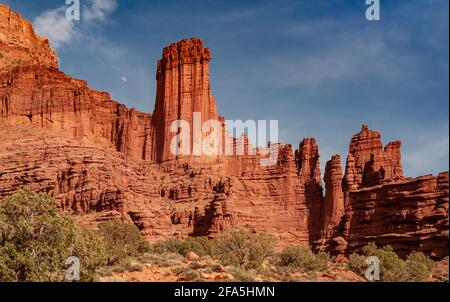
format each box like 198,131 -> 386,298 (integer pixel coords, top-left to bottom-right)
71,227 -> 108,281
215,229 -> 275,269
153,236 -> 217,257
124,260 -> 144,272
0,190 -> 107,282
366,244 -> 407,281
178,269 -> 201,281
348,242 -> 435,282
98,220 -> 150,265
347,253 -> 367,276
404,252 -> 435,282
276,246 -> 329,272
154,231 -> 275,269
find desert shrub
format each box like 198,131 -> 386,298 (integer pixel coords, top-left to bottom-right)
112,266 -> 126,274
348,243 -> 435,282
214,229 -> 275,269
153,236 -> 216,257
153,231 -> 275,269
316,251 -> 331,265
208,263 -> 225,273
362,243 -> 407,282
124,260 -> 144,272
347,253 -> 367,276
228,266 -> 257,282
187,261 -> 205,270
144,252 -> 184,267
276,245 -> 329,272
0,190 -> 107,282
171,266 -> 188,275
179,269 -> 201,281
153,230 -> 276,269
72,226 -> 108,281
152,238 -> 182,254
96,266 -> 114,277
98,220 -> 150,265
171,266 -> 201,281
404,252 -> 435,282
184,236 -> 218,256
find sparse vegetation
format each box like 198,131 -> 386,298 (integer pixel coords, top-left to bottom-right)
152,230 -> 276,269
275,245 -> 330,272
187,261 -> 205,270
153,236 -> 216,257
227,266 -> 257,282
214,229 -> 275,269
178,269 -> 201,281
124,260 -> 144,272
347,242 -> 436,282
0,190 -> 440,282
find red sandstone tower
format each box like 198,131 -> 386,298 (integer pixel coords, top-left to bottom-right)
151,38 -> 220,163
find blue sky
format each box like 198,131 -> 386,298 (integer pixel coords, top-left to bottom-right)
3,0 -> 449,176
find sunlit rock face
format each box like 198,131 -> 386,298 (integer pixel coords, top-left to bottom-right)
0,4 -> 447,259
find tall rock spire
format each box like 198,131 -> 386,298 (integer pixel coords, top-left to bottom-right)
296,138 -> 322,185
323,154 -> 345,239
151,38 -> 219,163
295,138 -> 324,243
343,125 -> 403,196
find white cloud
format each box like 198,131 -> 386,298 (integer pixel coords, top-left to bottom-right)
34,7 -> 76,48
83,0 -> 118,22
33,0 -> 118,49
121,76 -> 127,82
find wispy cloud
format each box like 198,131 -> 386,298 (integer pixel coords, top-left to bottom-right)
33,0 -> 118,49
34,7 -> 76,48
83,0 -> 118,22
258,20 -> 427,89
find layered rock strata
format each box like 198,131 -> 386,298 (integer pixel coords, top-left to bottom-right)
0,4 -> 448,259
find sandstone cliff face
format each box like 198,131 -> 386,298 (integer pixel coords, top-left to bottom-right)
341,172 -> 449,259
0,5 -> 448,259
0,4 -> 58,70
219,143 -> 324,245
317,126 -> 448,259
0,66 -> 154,161
0,4 -> 153,161
159,142 -> 325,246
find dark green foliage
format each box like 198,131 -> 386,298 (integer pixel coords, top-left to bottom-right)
347,242 -> 436,282
152,236 -> 217,257
214,229 -> 275,269
153,230 -> 275,269
276,245 -> 329,272
98,220 -> 150,265
347,253 -> 367,276
0,190 -> 107,281
404,252 -> 436,282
